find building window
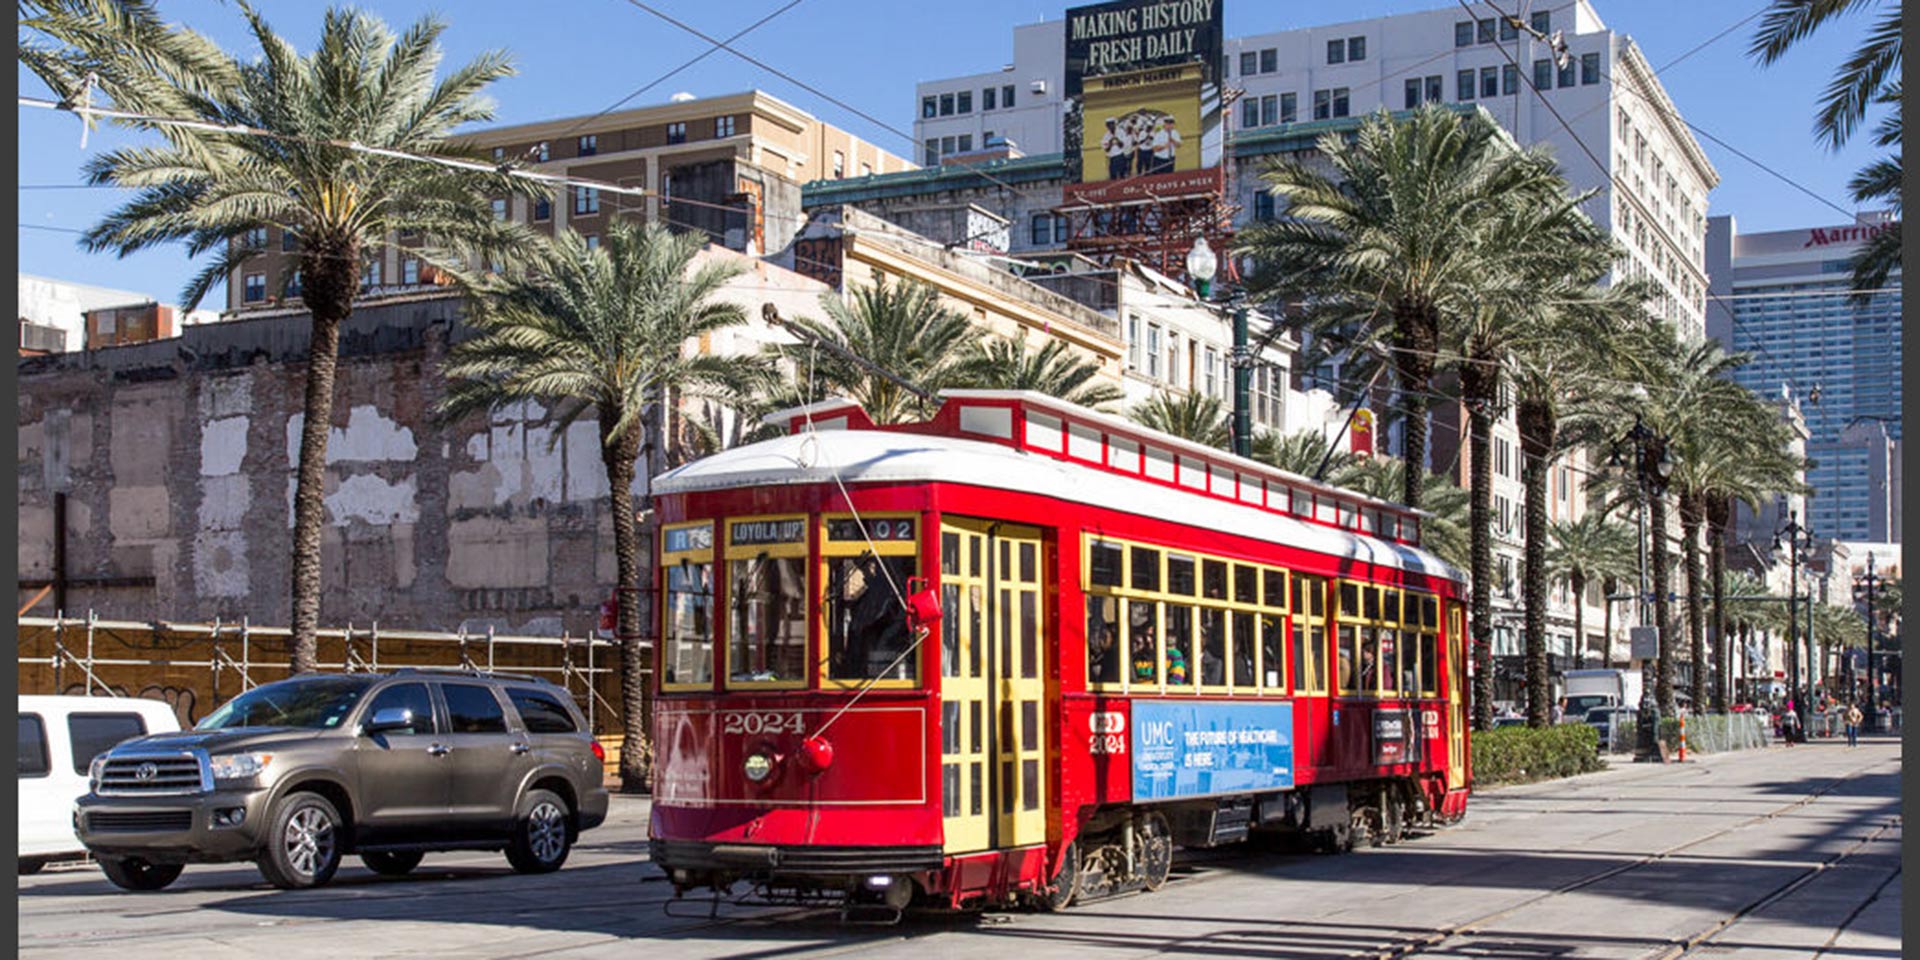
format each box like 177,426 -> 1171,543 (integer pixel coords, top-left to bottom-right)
1279,92 -> 1296,122
1502,63 -> 1518,95
361,258 -> 381,289
244,226 -> 267,250
1127,313 -> 1141,369
832,150 -> 845,178
1147,325 -> 1162,379
1002,84 -> 1014,106
1054,215 -> 1069,243
1240,50 -> 1257,75
533,197 -> 551,221
1425,75 -> 1442,103
1327,39 -> 1345,65
1260,48 -> 1277,73
1580,52 -> 1600,85
492,146 -> 505,161
1405,78 -> 1421,109
1558,59 -> 1576,88
1534,59 -> 1553,91
1531,10 -> 1550,34
939,93 -> 954,116
1477,18 -> 1495,43
288,269 -> 301,298
1204,347 -> 1218,396
243,273 -> 265,303
941,135 -> 955,157
1481,66 -> 1498,98
1313,89 -> 1330,120
1254,191 -> 1275,221
574,186 -> 599,215
957,133 -> 973,152
1242,98 -> 1259,128
402,258 -> 420,285
492,198 -> 507,221
1261,94 -> 1278,125
280,229 -> 298,252
666,122 -> 686,144
1458,69 -> 1476,100
1031,214 -> 1050,246
957,91 -> 972,114
1347,36 -> 1365,61
925,138 -> 939,165
535,141 -> 549,161
1332,88 -> 1349,118
577,134 -> 597,157
983,87 -> 996,111
1167,334 -> 1182,388
922,96 -> 936,119
1454,21 -> 1473,47
585,234 -> 600,250
1500,16 -> 1518,41
716,115 -> 735,137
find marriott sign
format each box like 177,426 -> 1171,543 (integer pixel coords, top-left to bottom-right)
1803,221 -> 1899,248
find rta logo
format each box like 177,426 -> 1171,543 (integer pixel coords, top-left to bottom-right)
1089,711 -> 1126,734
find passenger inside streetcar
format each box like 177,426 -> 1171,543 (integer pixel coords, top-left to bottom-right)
1130,604 -> 1158,683
1088,596 -> 1121,685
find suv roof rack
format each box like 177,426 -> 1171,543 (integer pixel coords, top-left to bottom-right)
389,666 -> 550,685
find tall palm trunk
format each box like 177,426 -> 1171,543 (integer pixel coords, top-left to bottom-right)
601,422 -> 649,792
1517,396 -> 1554,727
1680,493 -> 1706,712
288,242 -> 358,673
1461,364 -> 1496,731
1394,302 -> 1438,508
1600,576 -> 1613,670
1649,489 -> 1676,716
1706,499 -> 1731,712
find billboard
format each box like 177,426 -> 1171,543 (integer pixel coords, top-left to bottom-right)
1131,699 -> 1294,801
1062,0 -> 1224,185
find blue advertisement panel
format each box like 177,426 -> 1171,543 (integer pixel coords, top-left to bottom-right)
1131,700 -> 1294,801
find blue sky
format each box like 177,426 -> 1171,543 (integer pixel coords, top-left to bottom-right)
16,0 -> 1891,308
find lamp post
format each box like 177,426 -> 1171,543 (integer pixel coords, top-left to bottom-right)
1615,411 -> 1672,761
1853,552 -> 1883,732
1774,512 -> 1815,734
1185,236 -> 1253,458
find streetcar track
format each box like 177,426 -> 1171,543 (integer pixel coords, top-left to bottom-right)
1356,753 -> 1900,960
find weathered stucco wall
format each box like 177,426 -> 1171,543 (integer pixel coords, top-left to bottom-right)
18,294 -> 647,638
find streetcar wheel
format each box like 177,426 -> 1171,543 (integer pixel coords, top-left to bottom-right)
1382,790 -> 1406,845
1137,812 -> 1172,892
1039,841 -> 1080,911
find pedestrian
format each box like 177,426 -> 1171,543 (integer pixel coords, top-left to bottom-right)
1845,701 -> 1862,747
1551,697 -> 1566,725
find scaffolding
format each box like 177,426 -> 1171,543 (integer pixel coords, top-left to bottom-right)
17,613 -> 628,738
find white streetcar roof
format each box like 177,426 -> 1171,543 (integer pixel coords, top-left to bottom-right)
654,428 -> 1462,583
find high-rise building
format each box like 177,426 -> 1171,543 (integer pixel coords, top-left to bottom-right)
224,91 -> 914,313
1705,212 -> 1903,543
911,0 -> 1717,336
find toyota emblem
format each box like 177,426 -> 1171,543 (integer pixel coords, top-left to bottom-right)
134,762 -> 159,781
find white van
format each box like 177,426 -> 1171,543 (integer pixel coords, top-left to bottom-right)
18,695 -> 182,873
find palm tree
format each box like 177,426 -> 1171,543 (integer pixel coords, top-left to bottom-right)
440,221 -> 757,791
1547,513 -> 1637,670
952,329 -> 1124,409
1129,391 -> 1230,448
1331,458 -> 1471,573
774,278 -> 973,425
1253,428 -> 1356,478
1750,0 -> 1902,294
73,7 -> 533,672
1236,104 -> 1570,510
19,0 -> 237,115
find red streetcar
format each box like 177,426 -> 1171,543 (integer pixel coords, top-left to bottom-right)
647,390 -> 1472,913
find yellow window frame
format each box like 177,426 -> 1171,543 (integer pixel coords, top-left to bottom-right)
1291,574 -> 1329,696
818,513 -> 922,691
723,514 -> 812,691
660,521 -> 718,692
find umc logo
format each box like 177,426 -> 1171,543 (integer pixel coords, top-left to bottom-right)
1804,222 -> 1898,247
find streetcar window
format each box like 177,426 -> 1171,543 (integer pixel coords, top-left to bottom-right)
943,701 -> 961,755
1199,607 -> 1227,687
1261,613 -> 1285,691
1378,628 -> 1398,696
1382,589 -> 1400,623
1019,542 -> 1036,582
662,561 -> 714,686
1088,596 -> 1122,685
1403,591 -> 1420,625
942,532 -> 962,575
826,553 -> 918,682
728,557 -> 808,684
1292,574 -> 1328,694
1231,611 -> 1256,687
1360,626 -> 1381,695
1130,547 -> 1161,591
1291,487 -> 1313,517
1263,569 -> 1287,610
1128,601 -> 1160,686
1164,604 -> 1194,687
1233,564 -> 1259,604
1363,586 -> 1381,620
943,763 -> 961,817
1420,632 -> 1439,696
1089,540 -> 1123,587
1202,560 -> 1227,600
1423,596 -> 1439,628
1337,625 -> 1359,693
1339,582 -> 1360,617
1167,555 -> 1196,596
1019,592 -> 1039,679
942,583 -> 962,678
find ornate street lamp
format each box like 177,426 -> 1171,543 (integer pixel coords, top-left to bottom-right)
1852,552 -> 1884,733
1774,512 -> 1817,735
1614,408 -> 1671,762
1184,236 -> 1253,458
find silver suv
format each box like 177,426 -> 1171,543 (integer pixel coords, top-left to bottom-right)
74,669 -> 609,891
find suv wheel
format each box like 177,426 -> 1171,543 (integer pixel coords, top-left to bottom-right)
504,788 -> 572,874
257,793 -> 344,889
360,851 -> 424,877
99,856 -> 183,892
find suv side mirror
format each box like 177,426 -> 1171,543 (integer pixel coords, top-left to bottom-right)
363,707 -> 415,736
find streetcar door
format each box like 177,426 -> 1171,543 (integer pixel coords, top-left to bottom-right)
938,522 -> 991,854
991,525 -> 1047,850
1447,603 -> 1468,789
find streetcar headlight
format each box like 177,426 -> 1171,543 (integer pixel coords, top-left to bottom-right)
743,752 -> 774,782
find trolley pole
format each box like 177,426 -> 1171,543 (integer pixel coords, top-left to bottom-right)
1231,303 -> 1251,459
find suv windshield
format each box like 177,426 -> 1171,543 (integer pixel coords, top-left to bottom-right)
196,676 -> 374,731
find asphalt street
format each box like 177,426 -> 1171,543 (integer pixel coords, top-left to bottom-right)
16,737 -> 1900,959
